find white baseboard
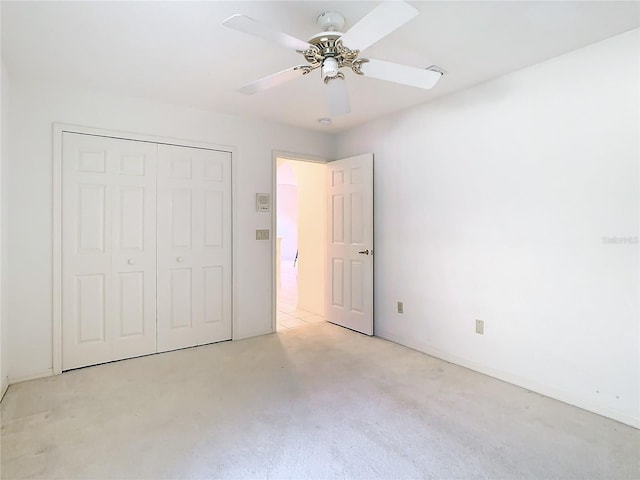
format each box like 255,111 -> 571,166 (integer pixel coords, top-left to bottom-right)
376,328 -> 640,430
0,377 -> 8,402
8,368 -> 54,385
233,329 -> 273,341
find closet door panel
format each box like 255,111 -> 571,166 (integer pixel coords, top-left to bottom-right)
199,150 -> 232,342
62,133 -> 157,370
157,150 -> 197,351
110,139 -> 157,361
169,267 -> 193,329
157,145 -> 232,352
62,134 -> 113,369
203,266 -> 223,324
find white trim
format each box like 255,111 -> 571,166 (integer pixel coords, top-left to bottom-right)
271,150 -> 329,333
9,368 -> 54,385
234,329 -> 273,341
230,143 -> 238,341
53,123 -> 236,152
271,153 -> 278,333
52,123 -> 237,372
275,150 -> 330,165
376,328 -> 640,430
0,380 -> 8,402
52,125 -> 63,374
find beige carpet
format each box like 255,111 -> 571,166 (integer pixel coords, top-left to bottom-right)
2,322 -> 638,479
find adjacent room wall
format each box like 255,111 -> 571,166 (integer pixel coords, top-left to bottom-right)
0,60 -> 9,397
336,29 -> 640,427
6,78 -> 333,382
288,159 -> 327,316
276,160 -> 299,262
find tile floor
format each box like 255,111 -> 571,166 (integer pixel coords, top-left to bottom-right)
277,260 -> 325,331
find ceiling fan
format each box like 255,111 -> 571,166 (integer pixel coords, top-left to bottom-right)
222,1 -> 444,117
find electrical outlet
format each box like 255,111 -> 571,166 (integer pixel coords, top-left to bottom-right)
476,319 -> 484,335
255,229 -> 270,240
397,301 -> 404,314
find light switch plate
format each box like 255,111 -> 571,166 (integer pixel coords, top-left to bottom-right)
256,229 -> 270,240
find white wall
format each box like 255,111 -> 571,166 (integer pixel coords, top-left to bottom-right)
336,29 -> 640,427
6,78 -> 333,381
289,160 -> 327,316
276,161 -> 299,262
0,60 -> 9,397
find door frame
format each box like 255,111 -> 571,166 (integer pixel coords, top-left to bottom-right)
271,150 -> 328,333
52,123 -> 238,375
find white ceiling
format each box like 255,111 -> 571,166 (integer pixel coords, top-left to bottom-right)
2,1 -> 638,133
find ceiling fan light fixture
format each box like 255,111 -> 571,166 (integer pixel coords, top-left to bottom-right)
321,57 -> 339,79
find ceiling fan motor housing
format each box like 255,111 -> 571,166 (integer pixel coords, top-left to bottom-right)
303,30 -> 367,79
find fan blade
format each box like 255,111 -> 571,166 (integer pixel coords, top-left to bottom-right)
339,1 -> 418,53
223,14 -> 312,52
360,59 -> 443,89
325,78 -> 351,116
238,66 -> 308,95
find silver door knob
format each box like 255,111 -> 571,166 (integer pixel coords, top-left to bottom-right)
127,258 -> 136,265
358,249 -> 370,255
176,257 -> 184,263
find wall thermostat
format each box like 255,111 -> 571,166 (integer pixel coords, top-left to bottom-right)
256,193 -> 270,212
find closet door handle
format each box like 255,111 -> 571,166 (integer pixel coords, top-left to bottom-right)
127,258 -> 136,265
176,257 -> 184,263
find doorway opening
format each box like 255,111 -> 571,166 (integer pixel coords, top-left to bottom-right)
275,156 -> 327,332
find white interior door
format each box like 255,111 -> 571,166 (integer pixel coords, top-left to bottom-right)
326,153 -> 374,335
62,133 -> 157,370
157,144 -> 232,352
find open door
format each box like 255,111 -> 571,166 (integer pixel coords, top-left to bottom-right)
326,153 -> 374,335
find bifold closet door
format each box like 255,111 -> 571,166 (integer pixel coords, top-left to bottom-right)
157,145 -> 232,352
62,133 -> 157,370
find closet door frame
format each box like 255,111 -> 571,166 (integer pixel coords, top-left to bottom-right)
52,123 -> 237,375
